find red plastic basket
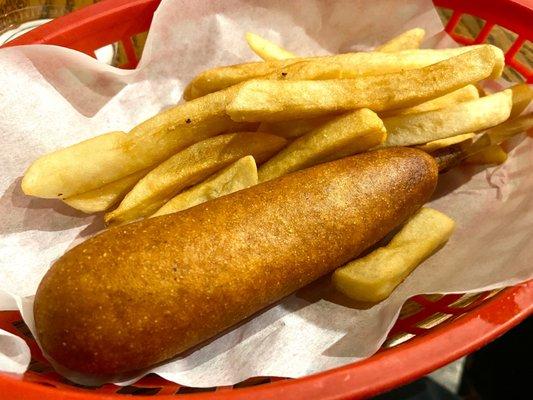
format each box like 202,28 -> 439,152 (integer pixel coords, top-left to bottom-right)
0,0 -> 532,399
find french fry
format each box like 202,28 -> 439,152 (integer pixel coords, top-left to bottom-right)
274,48 -> 489,83
245,32 -> 296,60
332,207 -> 455,302
380,89 -> 512,148
258,109 -> 386,182
247,28 -> 426,62
265,46 -> 502,82
105,132 -> 286,225
318,136 -> 385,164
257,116 -> 335,139
227,46 -> 504,122
247,28 -> 425,62
375,28 -> 426,52
152,156 -> 258,217
22,131 -> 127,199
185,45 -> 496,100
416,133 -> 476,153
259,85 -> 480,139
63,169 -> 150,214
509,83 -> 533,118
432,112 -> 533,171
22,87 -> 244,199
381,85 -> 479,117
465,145 -> 508,165
470,112 -> 533,150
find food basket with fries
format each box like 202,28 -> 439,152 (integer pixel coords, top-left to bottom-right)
0,0 -> 532,398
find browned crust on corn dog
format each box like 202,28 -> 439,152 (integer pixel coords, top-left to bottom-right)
34,147 -> 438,377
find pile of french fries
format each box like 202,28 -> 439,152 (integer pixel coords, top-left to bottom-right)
21,28 -> 533,301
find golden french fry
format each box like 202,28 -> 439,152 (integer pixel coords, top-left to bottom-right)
245,32 -> 296,61
259,85 -> 480,139
257,116 -> 335,139
318,136 -> 385,164
509,83 -> 533,118
382,85 -> 480,117
253,33 -> 427,136
471,112 -> 533,151
63,169 -> 150,214
227,46 -> 504,122
22,87 -> 245,199
22,131 -> 127,199
432,112 -> 533,170
152,156 -> 258,217
333,207 -> 455,302
246,29 -> 426,61
380,89 -> 512,148
105,132 -> 286,225
375,28 -> 426,52
250,27 -> 426,60
258,109 -> 386,182
465,145 -> 508,165
185,45 -> 495,100
268,46 -> 502,81
416,133 -> 476,153
267,46 -> 501,82
480,83 -> 532,118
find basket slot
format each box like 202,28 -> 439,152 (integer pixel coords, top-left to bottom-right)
389,294 -> 462,337
215,385 -> 234,391
112,374 -> 180,395
133,374 -> 181,395
157,386 -> 182,395
93,383 -> 124,394
178,385 -> 217,394
116,386 -> 160,395
233,377 -> 272,389
383,332 -> 416,348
